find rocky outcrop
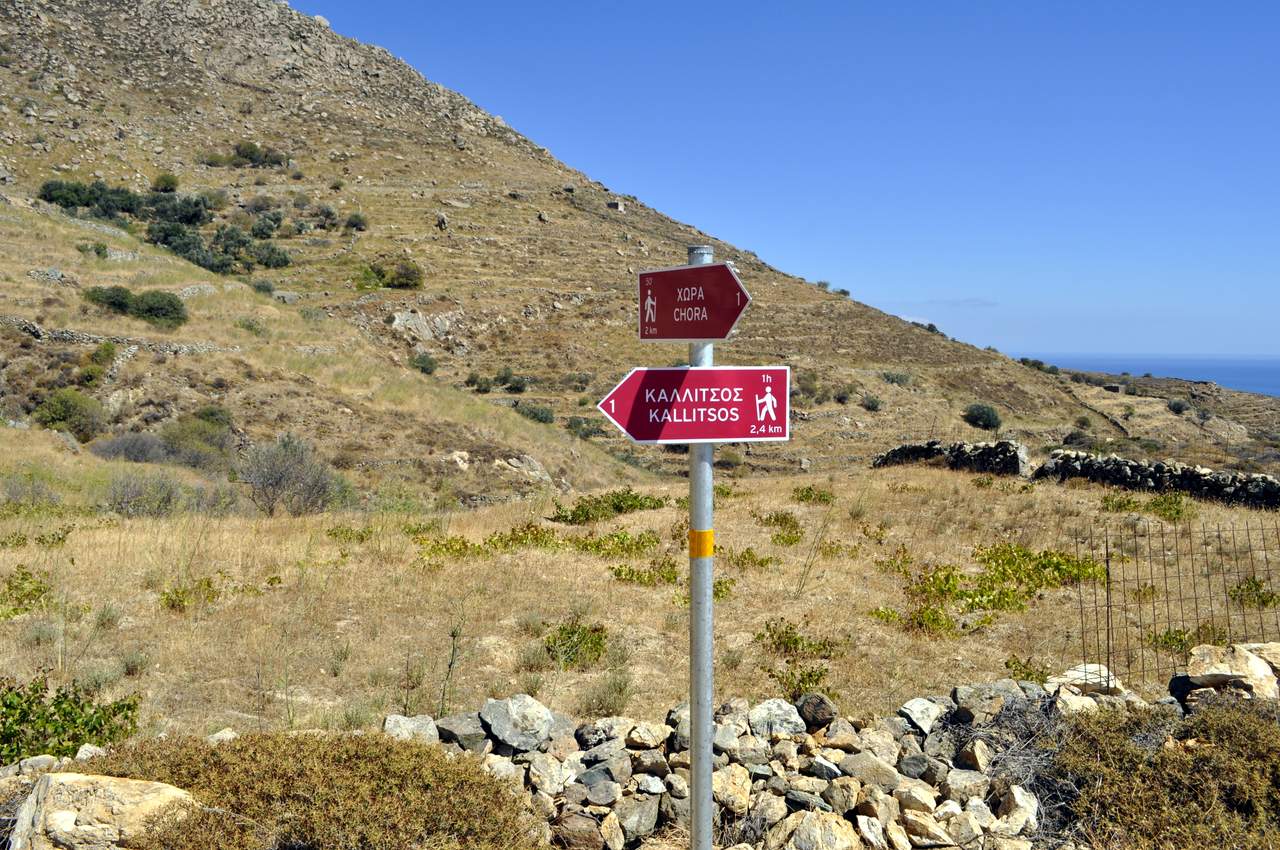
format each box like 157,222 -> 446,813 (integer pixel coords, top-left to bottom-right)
8,773 -> 191,850
872,440 -> 1031,477
1033,449 -> 1280,510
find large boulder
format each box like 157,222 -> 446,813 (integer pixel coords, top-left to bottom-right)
9,772 -> 193,850
1186,645 -> 1278,699
382,713 -> 439,744
749,698 -> 807,738
769,810 -> 862,850
712,763 -> 752,816
480,694 -> 554,752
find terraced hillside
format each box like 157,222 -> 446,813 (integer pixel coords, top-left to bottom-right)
0,0 -> 1276,488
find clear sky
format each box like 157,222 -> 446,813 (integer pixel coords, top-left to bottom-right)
291,1 -> 1278,357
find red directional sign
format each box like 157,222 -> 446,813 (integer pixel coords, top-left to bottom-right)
638,263 -> 751,342
599,367 -> 790,444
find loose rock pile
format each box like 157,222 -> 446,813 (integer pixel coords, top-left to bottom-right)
10,645 -> 1280,850
1032,449 -> 1280,510
872,441 -> 1030,477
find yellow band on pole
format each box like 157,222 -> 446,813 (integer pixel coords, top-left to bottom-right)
689,529 -> 715,559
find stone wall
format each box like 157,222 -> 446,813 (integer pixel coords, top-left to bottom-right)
872,440 -> 1031,477
1033,449 -> 1280,510
873,441 -> 1280,511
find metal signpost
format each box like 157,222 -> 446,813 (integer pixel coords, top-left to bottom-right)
599,246 -> 790,850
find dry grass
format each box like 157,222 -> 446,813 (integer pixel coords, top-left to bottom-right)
2,442 -> 1270,736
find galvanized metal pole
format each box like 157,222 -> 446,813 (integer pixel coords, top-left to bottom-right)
686,243 -> 715,850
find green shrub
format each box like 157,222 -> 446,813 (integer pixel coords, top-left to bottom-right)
756,617 -> 838,659
881,371 -> 911,386
84,285 -> 135,315
1145,492 -> 1196,523
251,279 -> 275,295
34,388 -> 104,442
0,675 -> 139,762
516,404 -> 553,424
129,290 -> 188,329
84,286 -> 188,328
962,402 -> 1002,430
792,484 -> 835,505
1,565 -> 51,620
1168,399 -> 1190,415
860,394 -> 882,412
410,352 -> 437,374
1229,576 -> 1280,610
345,212 -> 369,231
565,416 -> 605,439
79,734 -> 541,850
76,241 -> 109,259
150,173 -> 179,193
767,661 -> 834,702
250,241 -> 291,269
551,487 -> 666,524
543,615 -> 607,669
610,556 -> 680,586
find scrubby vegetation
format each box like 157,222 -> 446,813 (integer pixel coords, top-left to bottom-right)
550,487 -> 666,524
199,140 -> 288,169
0,675 -> 139,762
361,258 -> 424,289
84,285 -> 188,329
1049,699 -> 1280,849
963,402 -> 1002,431
33,388 -> 105,442
239,433 -> 349,516
81,734 -> 542,850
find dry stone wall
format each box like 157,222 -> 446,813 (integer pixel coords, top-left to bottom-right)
1033,449 -> 1280,510
872,440 -> 1031,477
873,441 -> 1280,510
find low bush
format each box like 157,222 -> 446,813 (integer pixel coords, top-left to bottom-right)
201,141 -> 288,169
792,484 -> 835,505
543,614 -> 608,670
516,404 -> 553,424
410,352 -> 437,374
963,402 -> 1002,430
881,371 -> 911,386
1,565 -> 51,620
1167,399 -> 1190,415
1049,699 -> 1280,848
91,432 -> 171,464
249,241 -> 291,269
0,675 -> 139,762
756,617 -> 838,659
84,286 -> 188,329
81,734 -> 541,850
363,258 -> 424,289
550,487 -> 666,524
345,212 -> 369,231
108,471 -> 183,518
574,669 -> 634,717
860,393 -> 882,412
150,172 -> 179,193
33,388 -> 104,442
239,433 -> 348,516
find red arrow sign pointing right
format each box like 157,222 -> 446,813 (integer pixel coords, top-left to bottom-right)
638,262 -> 751,342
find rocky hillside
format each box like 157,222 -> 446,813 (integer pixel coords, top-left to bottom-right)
0,0 -> 1275,490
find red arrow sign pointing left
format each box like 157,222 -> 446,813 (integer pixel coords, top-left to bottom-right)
638,262 -> 751,342
599,367 -> 790,444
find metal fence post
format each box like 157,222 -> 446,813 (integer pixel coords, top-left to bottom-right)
687,243 -> 715,850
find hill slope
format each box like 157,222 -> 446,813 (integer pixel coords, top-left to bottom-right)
0,0 -> 1275,485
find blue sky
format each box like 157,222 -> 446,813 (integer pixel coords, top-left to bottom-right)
292,1 -> 1278,357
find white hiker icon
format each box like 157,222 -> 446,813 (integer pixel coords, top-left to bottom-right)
644,290 -> 657,323
756,385 -> 778,421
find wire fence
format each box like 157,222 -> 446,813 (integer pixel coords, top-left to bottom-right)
1073,520 -> 1280,691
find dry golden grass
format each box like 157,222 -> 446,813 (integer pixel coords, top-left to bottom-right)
2,430 -> 1270,737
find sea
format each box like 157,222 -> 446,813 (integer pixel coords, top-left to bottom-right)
1016,354 -> 1280,399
